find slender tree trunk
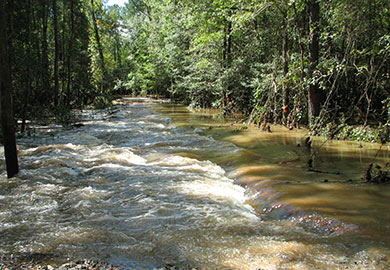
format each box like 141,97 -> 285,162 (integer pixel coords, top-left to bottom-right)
226,21 -> 232,68
0,0 -> 19,178
223,23 -> 227,66
7,0 -> 13,57
90,0 -> 107,78
222,18 -> 232,107
53,0 -> 59,106
281,3 -> 289,126
21,0 -> 33,133
292,2 -> 305,83
115,35 -> 122,69
61,5 -> 67,100
307,0 -> 321,128
41,0 -> 50,104
222,18 -> 232,68
66,0 -> 75,106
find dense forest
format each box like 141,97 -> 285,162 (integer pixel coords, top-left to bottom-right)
1,0 -> 390,176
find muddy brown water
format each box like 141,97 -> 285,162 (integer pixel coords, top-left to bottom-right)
0,97 -> 389,269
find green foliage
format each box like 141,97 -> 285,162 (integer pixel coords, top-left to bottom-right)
7,0 -> 135,128
93,95 -> 113,109
115,0 -> 390,136
54,104 -> 79,126
8,0 -> 390,139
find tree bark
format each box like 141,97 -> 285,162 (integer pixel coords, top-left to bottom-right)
40,0 -> 50,104
53,0 -> 59,106
222,17 -> 232,107
90,0 -> 107,78
281,2 -> 289,126
307,0 -> 321,128
115,35 -> 122,69
0,0 -> 19,178
66,0 -> 75,106
21,0 -> 32,133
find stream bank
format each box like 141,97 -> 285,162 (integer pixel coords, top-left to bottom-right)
0,97 -> 389,269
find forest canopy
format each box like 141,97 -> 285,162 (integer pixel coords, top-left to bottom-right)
3,0 -> 390,141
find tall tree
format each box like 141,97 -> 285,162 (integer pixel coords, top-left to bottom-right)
90,0 -> 107,81
21,0 -> 33,133
40,0 -> 50,101
0,0 -> 19,178
307,0 -> 321,128
3,0 -> 388,143
53,0 -> 60,106
280,0 -> 289,126
66,0 -> 75,106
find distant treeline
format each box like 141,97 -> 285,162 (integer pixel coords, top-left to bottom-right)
4,0 -> 390,139
123,0 -> 390,141
4,0 -> 130,129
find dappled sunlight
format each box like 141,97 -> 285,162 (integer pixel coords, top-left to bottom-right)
232,164 -> 286,177
1,99 -> 389,269
231,164 -> 308,185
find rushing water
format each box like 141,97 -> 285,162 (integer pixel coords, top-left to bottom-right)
1,97 -> 390,269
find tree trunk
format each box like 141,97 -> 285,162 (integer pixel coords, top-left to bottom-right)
307,0 -> 321,128
40,0 -> 50,104
53,0 -> 59,106
21,0 -> 33,133
226,21 -> 232,68
0,0 -> 19,178
115,35 -> 122,70
281,2 -> 289,126
66,0 -> 75,106
90,0 -> 107,78
222,17 -> 232,107
61,5 -> 67,100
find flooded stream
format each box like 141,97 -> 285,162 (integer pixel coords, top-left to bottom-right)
1,97 -> 389,269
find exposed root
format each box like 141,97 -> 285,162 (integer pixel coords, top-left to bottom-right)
363,163 -> 390,183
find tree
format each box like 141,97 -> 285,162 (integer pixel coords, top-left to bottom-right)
53,0 -> 59,106
280,0 -> 290,125
65,0 -> 75,106
307,0 -> 321,128
0,0 -> 19,178
2,0 -> 389,143
90,0 -> 108,90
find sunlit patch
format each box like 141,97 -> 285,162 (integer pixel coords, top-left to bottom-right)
67,133 -> 103,145
19,143 -> 82,156
81,146 -> 146,167
104,151 -> 146,166
74,186 -> 111,200
179,179 -> 247,204
2,99 -> 390,270
217,239 -> 313,270
291,214 -> 359,237
232,164 -> 284,177
235,175 -> 270,183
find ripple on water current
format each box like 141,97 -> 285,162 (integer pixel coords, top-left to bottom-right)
0,99 -> 389,269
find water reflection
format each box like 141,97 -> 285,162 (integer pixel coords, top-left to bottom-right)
0,98 -> 389,269
159,101 -> 390,268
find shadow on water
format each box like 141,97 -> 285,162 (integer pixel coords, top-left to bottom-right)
157,101 -> 390,267
0,98 -> 389,269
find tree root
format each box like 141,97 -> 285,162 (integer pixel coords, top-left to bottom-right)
363,163 -> 390,183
